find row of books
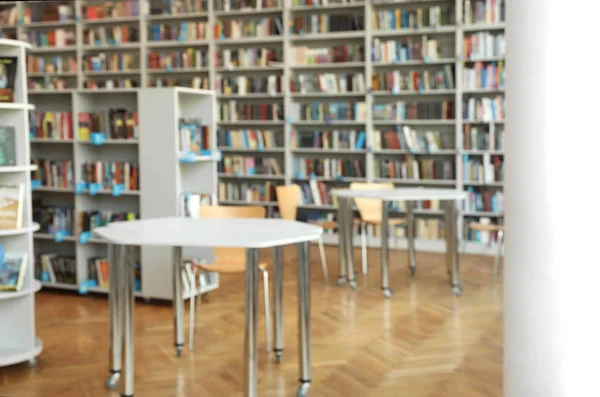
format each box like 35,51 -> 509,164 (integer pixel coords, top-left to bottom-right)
218,181 -> 277,202
464,96 -> 504,122
34,205 -> 75,235
83,1 -> 140,19
220,102 -> 283,122
21,2 -> 73,23
372,37 -> 444,64
216,17 -> 283,39
464,32 -> 505,60
293,44 -> 364,65
219,48 -> 279,68
85,26 -> 139,47
290,73 -> 366,94
179,118 -> 211,154
463,188 -> 504,214
217,129 -> 280,149
463,125 -> 504,151
373,128 -> 445,152
291,102 -> 367,122
219,75 -> 281,95
148,49 -> 208,70
216,0 -> 282,11
84,79 -> 139,89
372,67 -> 455,92
463,61 -> 504,90
374,157 -> 454,181
180,193 -> 212,217
81,161 -> 140,191
30,111 -> 73,141
370,218 -> 445,241
84,53 -> 138,72
464,217 -> 502,243
88,257 -> 110,289
27,55 -> 77,75
464,0 -> 505,25
20,29 -> 75,49
79,211 -> 138,235
31,159 -> 73,189
372,101 -> 454,121
147,76 -> 209,89
149,22 -> 209,42
462,154 -> 503,183
292,130 -> 366,150
290,14 -> 364,35
219,156 -> 283,176
373,6 -> 456,31
28,78 -> 70,91
299,179 -> 335,206
147,0 -> 207,15
294,158 -> 365,178
0,4 -> 16,27
37,254 -> 76,284
78,109 -> 139,141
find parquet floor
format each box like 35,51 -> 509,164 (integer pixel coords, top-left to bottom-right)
0,245 -> 503,397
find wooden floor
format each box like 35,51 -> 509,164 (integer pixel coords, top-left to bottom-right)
0,245 -> 503,397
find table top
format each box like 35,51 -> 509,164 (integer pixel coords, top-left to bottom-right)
93,217 -> 323,248
331,187 -> 467,201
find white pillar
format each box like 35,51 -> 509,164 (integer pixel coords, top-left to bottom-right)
506,1 -> 600,396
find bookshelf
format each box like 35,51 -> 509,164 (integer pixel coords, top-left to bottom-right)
6,0 -> 505,256
0,39 -> 43,368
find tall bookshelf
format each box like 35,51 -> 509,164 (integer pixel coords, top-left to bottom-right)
1,0 -> 505,256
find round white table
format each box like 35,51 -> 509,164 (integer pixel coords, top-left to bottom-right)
331,188 -> 467,297
94,217 -> 323,397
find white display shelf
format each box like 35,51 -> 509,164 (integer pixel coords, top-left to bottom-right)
0,338 -> 43,367
0,223 -> 40,236
0,281 -> 41,300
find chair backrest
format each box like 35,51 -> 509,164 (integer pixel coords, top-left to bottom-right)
350,182 -> 394,220
276,184 -> 300,221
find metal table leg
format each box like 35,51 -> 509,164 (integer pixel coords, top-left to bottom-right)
381,202 -> 392,298
244,248 -> 259,397
345,198 -> 357,290
122,245 -> 135,397
445,201 -> 462,296
106,243 -> 122,390
273,245 -> 284,363
173,246 -> 184,357
297,241 -> 311,396
336,197 -> 347,286
405,201 -> 417,277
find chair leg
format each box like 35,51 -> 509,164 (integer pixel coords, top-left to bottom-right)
361,222 -> 367,274
187,263 -> 196,352
317,237 -> 329,283
259,265 -> 272,353
493,230 -> 504,285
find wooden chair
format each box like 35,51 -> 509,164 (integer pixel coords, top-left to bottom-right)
469,223 -> 505,284
275,184 -> 330,283
185,205 -> 271,353
350,182 -> 406,275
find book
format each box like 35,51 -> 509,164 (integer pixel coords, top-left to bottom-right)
0,56 -> 17,102
0,252 -> 28,291
0,126 -> 16,166
0,184 -> 24,229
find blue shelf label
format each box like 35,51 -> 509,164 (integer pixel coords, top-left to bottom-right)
368,145 -> 373,153
235,171 -> 242,178
75,181 -> 87,195
95,40 -> 102,46
41,271 -> 50,282
368,87 -> 372,94
310,172 -> 316,180
214,150 -> 222,161
79,231 -> 91,244
179,151 -> 196,163
89,182 -> 102,196
392,86 -> 400,94
419,87 -> 424,94
325,116 -> 332,124
54,230 -> 67,243
335,175 -> 344,181
90,132 -> 105,145
112,183 -> 125,197
31,180 -> 41,189
409,148 -> 415,155
424,56 -> 431,63
78,282 -> 88,295
166,65 -> 172,72
134,280 -> 141,292
30,131 -> 35,139
285,116 -> 291,124
76,16 -> 81,22
296,172 -> 304,179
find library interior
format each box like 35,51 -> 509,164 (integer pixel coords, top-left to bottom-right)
0,0 -> 594,396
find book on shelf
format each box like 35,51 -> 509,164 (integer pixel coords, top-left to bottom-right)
27,55 -> 77,74
463,32 -> 505,60
373,37 -> 444,64
219,47 -> 281,68
80,161 -> 140,191
292,129 -> 365,150
464,217 -> 501,243
78,109 -> 139,141
28,77 -> 71,91
0,5 -> 17,28
33,203 -> 75,236
463,125 -> 504,151
301,211 -> 336,232
37,254 -> 76,284
291,72 -> 365,94
462,154 -> 503,183
84,79 -> 139,89
372,100 -> 454,121
464,188 -> 504,214
215,17 -> 283,39
0,253 -> 28,292
218,129 -> 278,149
373,127 -> 445,152
290,14 -> 364,35
293,44 -> 364,65
294,157 -> 365,179
373,5 -> 455,30
148,48 -> 208,70
20,29 -> 76,49
31,159 -> 74,188
84,53 -> 138,72
298,179 -> 338,206
85,26 -> 139,46
372,67 -> 455,93
146,0 -> 207,15
0,126 -> 15,166
291,0 -> 361,6
0,56 -> 17,103
149,22 -> 209,42
147,76 -> 209,89
0,184 -> 24,230
464,0 -> 505,25
23,2 -> 73,23
220,102 -> 283,122
463,96 -> 504,122
374,156 -> 454,181
290,102 -> 367,122
83,0 -> 140,20
87,256 -> 110,289
179,118 -> 211,155
79,211 -> 138,237
215,0 -> 282,12
219,181 -> 277,202
219,155 -> 282,176
180,193 -> 212,217
218,75 -> 282,95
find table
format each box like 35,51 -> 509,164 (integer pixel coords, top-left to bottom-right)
331,188 -> 467,297
94,217 -> 323,397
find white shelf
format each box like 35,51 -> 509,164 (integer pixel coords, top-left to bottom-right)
0,223 -> 40,236
0,103 -> 34,111
0,165 -> 37,172
0,281 -> 41,300
214,7 -> 283,17
0,338 -> 43,367
147,12 -> 208,21
146,40 -> 210,48
373,26 -> 457,37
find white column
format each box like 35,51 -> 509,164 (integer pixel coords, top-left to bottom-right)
505,1 -> 600,396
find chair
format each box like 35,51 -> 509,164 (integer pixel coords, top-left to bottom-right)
350,182 -> 406,275
185,205 -> 271,353
469,222 -> 505,284
275,184 -> 330,283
